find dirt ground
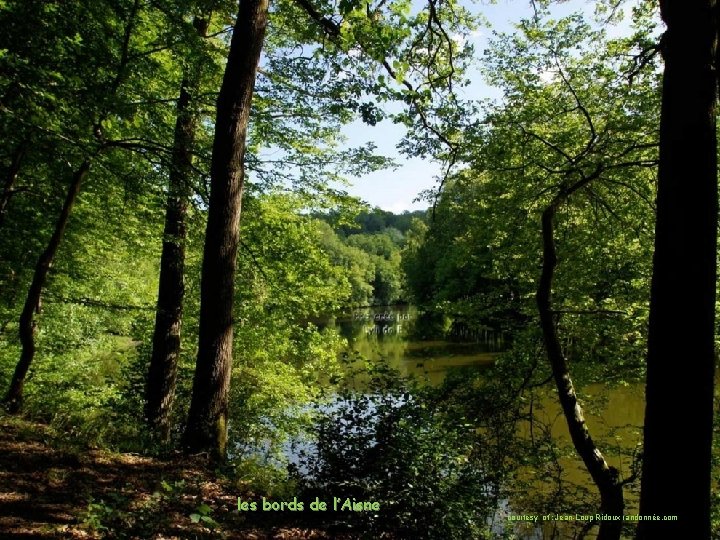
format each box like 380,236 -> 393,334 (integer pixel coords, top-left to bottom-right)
0,414 -> 330,539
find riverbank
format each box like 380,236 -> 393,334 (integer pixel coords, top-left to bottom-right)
0,414 -> 337,539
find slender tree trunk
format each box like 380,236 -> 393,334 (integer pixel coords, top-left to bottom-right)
145,17 -> 209,442
3,0 -> 135,414
637,2 -> 718,538
182,0 -> 269,461
537,171 -> 623,540
0,143 -> 27,229
3,161 -> 90,413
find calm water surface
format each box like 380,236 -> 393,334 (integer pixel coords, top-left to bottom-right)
325,305 -> 503,385
323,306 -> 645,539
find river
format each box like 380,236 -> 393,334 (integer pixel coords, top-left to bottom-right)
324,304 -> 503,385
322,305 -> 646,539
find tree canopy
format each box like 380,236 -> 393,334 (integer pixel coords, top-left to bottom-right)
1,0 -> 719,538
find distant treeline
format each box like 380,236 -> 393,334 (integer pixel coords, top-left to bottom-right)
316,208 -> 428,237
313,207 -> 429,307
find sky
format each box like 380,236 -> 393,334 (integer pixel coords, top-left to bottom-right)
335,0 -> 533,212
336,0 -> 634,212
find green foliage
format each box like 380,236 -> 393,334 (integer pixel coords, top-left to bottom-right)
396,8 -> 661,529
235,455 -> 298,499
323,207 -> 428,237
313,206 -> 417,306
405,8 -> 658,375
79,478 -> 197,538
189,503 -> 218,528
296,365 -> 497,539
82,499 -> 116,533
229,322 -> 346,461
316,220 -> 377,306
0,0 -> 689,535
80,491 -> 138,537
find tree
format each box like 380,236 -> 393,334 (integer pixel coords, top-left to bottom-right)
2,0 -> 147,412
3,161 -> 90,412
482,15 -> 659,538
536,168 -> 624,540
637,2 -> 718,537
182,0 -> 270,460
183,0 -> 474,458
145,14 -> 209,442
406,10 -> 661,535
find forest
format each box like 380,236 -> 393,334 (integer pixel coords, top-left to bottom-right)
0,0 -> 717,539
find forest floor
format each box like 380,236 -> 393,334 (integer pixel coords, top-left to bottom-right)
0,414 -> 331,539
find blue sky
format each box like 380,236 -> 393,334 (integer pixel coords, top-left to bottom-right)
337,0 -> 534,212
337,0 -> 635,212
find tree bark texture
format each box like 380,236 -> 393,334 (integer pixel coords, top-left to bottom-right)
537,173 -> 624,540
182,0 -> 269,461
3,161 -> 90,413
145,17 -> 208,442
637,2 -> 718,538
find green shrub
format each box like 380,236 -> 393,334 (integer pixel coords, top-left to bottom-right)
296,371 -> 496,539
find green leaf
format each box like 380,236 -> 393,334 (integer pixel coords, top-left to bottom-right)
197,503 -> 212,515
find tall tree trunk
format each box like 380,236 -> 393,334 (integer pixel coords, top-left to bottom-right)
145,17 -> 209,442
537,170 -> 624,540
3,161 -> 90,413
182,0 -> 269,461
0,143 -> 27,229
637,2 -> 718,538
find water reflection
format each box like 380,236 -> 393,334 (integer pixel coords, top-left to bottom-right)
326,305 -> 503,386
316,306 -> 646,539
512,382 -> 644,539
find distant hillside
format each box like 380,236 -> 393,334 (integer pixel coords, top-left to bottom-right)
317,207 -> 429,237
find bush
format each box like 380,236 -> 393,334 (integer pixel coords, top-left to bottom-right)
295,370 -> 497,539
